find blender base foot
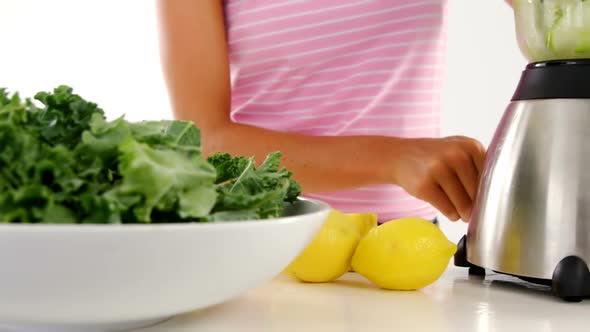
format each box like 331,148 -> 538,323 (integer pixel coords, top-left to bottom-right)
468,266 -> 486,276
552,256 -> 590,302
454,235 -> 485,277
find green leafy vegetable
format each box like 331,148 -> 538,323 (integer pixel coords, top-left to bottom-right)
0,85 -> 301,223
105,137 -> 217,222
206,152 -> 301,221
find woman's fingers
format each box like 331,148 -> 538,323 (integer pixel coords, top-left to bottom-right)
448,136 -> 486,174
421,183 -> 460,222
444,148 -> 479,201
395,136 -> 488,223
433,164 -> 472,222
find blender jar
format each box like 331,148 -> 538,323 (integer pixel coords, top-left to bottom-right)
514,0 -> 590,62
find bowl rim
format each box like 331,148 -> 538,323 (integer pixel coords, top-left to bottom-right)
0,198 -> 331,232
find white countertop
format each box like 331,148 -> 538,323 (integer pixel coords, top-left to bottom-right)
138,266 -> 590,332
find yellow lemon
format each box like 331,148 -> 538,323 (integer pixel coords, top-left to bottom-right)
345,212 -> 378,272
346,212 -> 378,238
351,217 -> 457,291
284,209 -> 361,283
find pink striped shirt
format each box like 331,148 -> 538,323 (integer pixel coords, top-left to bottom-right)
223,0 -> 448,222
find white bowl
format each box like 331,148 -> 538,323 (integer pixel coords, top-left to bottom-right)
0,198 -> 330,332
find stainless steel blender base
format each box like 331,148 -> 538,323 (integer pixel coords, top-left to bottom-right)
453,60 -> 590,302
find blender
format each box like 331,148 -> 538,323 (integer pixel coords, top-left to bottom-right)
454,0 -> 590,302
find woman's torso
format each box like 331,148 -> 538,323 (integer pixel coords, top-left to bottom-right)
223,0 -> 448,222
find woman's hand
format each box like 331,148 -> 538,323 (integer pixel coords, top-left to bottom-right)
388,136 -> 487,222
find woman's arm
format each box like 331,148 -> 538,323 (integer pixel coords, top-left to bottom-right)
156,0 -> 485,222
156,0 -> 396,192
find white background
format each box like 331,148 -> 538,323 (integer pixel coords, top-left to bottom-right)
0,0 -> 526,242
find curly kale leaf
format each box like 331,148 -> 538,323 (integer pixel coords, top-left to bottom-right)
206,152 -> 302,221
